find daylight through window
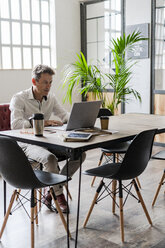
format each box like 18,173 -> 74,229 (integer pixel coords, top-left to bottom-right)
0,0 -> 52,69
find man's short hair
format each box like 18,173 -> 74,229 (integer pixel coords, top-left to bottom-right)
32,64 -> 55,81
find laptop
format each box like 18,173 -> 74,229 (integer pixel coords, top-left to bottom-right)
47,100 -> 102,131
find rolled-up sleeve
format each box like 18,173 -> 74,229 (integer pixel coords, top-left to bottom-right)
10,95 -> 31,129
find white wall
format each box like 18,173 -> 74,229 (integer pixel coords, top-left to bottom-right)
53,0 -> 81,111
0,0 -> 81,112
125,0 -> 151,113
0,69 -> 31,103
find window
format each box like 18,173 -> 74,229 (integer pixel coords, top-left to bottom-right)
0,0 -> 53,69
151,0 -> 165,143
154,3 -> 165,90
80,0 -> 124,112
81,0 -> 123,75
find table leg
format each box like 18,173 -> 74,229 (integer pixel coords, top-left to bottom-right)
66,157 -> 70,248
3,180 -> 6,216
75,153 -> 82,248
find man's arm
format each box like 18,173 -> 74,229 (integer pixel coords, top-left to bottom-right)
52,96 -> 69,124
10,95 -> 31,129
44,120 -> 63,127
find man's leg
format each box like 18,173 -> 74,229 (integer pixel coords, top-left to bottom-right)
21,144 -> 68,212
60,152 -> 86,177
49,148 -> 86,177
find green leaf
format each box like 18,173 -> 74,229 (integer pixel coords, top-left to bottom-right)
62,51 -> 106,104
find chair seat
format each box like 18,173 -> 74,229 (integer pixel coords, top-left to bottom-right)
34,170 -> 70,188
152,150 -> 165,160
84,163 -> 121,178
101,141 -> 131,154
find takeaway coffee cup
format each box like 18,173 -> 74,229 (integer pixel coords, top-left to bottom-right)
100,116 -> 109,130
30,113 -> 44,136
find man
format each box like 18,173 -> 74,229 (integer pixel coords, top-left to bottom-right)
10,64 -> 86,213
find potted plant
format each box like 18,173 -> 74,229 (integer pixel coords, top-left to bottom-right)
62,52 -> 107,107
62,31 -> 147,114
105,30 -> 147,115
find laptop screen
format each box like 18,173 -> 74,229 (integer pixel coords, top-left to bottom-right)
66,100 -> 102,131
45,101 -> 102,132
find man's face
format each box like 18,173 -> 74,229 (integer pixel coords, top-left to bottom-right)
33,73 -> 52,96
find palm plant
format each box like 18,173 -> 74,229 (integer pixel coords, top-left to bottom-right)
62,52 -> 107,106
106,30 -> 147,114
63,31 -> 147,114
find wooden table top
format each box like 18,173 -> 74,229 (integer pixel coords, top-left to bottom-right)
0,113 -> 165,154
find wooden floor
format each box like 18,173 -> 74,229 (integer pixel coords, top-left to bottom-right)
1,145 -> 165,248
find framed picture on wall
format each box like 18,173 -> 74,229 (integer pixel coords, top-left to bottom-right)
126,23 -> 149,59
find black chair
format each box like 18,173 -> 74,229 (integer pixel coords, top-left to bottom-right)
151,150 -> 165,206
91,108 -> 132,187
0,136 -> 71,248
83,129 -> 157,242
17,153 -> 72,212
92,108 -> 141,213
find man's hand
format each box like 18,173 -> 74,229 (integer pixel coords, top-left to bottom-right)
44,120 -> 63,127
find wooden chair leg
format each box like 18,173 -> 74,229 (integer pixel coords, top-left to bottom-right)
64,185 -> 72,201
152,172 -> 165,206
84,179 -> 104,228
34,190 -> 38,225
91,152 -> 104,187
91,176 -> 97,187
135,177 -> 141,189
116,153 -> 119,162
112,180 -> 117,214
0,190 -> 17,239
16,189 -> 21,201
119,181 -> 124,242
111,154 -> 118,215
132,179 -> 152,225
50,187 -> 72,238
83,191 -> 99,228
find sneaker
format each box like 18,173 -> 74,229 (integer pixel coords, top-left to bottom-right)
43,191 -> 57,212
57,193 -> 69,214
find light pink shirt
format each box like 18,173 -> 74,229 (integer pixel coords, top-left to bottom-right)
10,87 -> 69,129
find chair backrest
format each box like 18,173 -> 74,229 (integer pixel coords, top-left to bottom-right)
0,104 -> 11,131
97,108 -> 112,118
97,108 -> 113,118
113,129 -> 157,180
0,136 -> 42,189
